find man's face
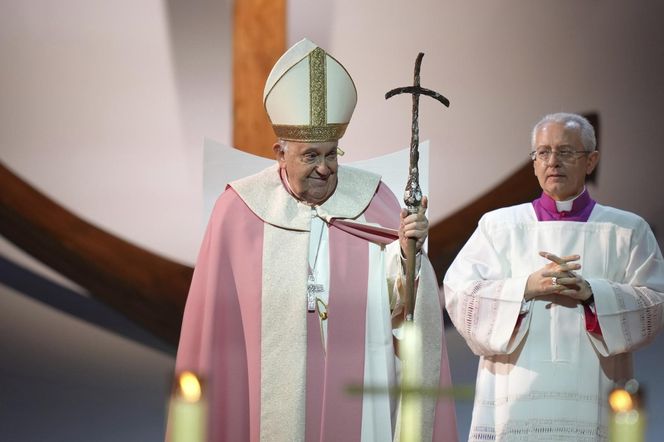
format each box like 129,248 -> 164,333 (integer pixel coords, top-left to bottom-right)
533,122 -> 599,201
274,140 -> 339,205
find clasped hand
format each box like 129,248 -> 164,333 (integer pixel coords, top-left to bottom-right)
524,251 -> 593,302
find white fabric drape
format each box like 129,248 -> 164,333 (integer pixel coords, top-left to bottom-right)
444,203 -> 664,441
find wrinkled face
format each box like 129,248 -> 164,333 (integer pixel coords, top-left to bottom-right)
533,122 -> 599,201
274,140 -> 339,205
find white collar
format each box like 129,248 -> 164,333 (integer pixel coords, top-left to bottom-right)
555,187 -> 586,212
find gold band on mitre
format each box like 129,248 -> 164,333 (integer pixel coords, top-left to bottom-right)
263,39 -> 357,143
271,123 -> 349,143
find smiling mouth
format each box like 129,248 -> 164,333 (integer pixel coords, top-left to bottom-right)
308,178 -> 330,188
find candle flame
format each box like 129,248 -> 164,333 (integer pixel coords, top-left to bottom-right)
609,389 -> 633,413
178,371 -> 202,403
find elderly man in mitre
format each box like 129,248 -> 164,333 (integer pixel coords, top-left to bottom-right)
171,39 -> 456,442
444,112 -> 664,441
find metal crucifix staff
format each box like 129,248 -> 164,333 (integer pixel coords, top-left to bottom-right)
386,52 -> 449,321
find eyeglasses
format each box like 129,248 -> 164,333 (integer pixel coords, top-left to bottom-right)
301,150 -> 338,165
530,148 -> 589,162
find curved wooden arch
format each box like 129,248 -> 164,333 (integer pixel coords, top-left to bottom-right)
0,159 -> 537,346
0,161 -> 192,347
1,112 -> 598,346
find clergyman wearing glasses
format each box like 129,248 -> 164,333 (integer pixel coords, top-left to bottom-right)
443,112 -> 664,441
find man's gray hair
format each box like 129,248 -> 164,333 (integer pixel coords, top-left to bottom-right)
531,112 -> 597,152
277,139 -> 289,152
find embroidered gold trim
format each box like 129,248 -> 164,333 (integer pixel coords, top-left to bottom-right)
272,123 -> 348,142
309,47 -> 326,127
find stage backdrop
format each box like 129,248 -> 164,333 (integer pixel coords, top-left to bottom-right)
1,0 -> 663,440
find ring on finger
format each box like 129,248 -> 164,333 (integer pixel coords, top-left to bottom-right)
551,276 -> 558,286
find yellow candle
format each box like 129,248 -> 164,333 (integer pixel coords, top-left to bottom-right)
400,322 -> 423,442
169,371 -> 206,442
609,380 -> 645,442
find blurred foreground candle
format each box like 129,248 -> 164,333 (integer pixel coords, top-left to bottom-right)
169,371 -> 206,442
400,322 -> 422,442
609,379 -> 645,442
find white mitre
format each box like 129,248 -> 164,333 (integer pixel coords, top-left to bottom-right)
263,38 -> 357,142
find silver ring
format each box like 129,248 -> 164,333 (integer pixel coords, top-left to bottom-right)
551,276 -> 558,286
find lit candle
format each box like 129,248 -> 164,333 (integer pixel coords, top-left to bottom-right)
169,371 -> 206,442
609,379 -> 645,442
400,321 -> 423,442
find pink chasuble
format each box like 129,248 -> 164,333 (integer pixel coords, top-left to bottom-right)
174,187 -> 263,442
174,183 -> 397,441
172,175 -> 456,442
